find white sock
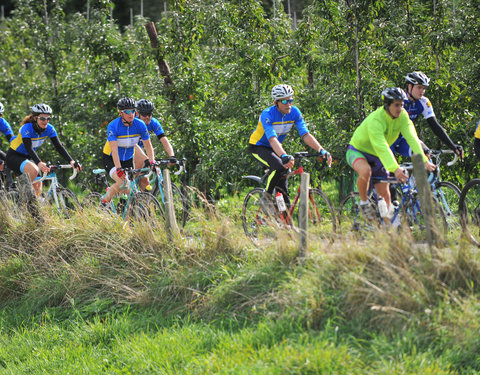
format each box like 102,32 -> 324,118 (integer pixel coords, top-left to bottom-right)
360,200 -> 369,205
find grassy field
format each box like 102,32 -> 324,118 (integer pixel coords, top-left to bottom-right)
0,196 -> 479,374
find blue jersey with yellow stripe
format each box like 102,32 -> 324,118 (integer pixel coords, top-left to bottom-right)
248,105 -> 309,147
137,117 -> 164,148
475,120 -> 480,139
0,118 -> 13,140
404,96 -> 435,122
9,122 -> 57,155
103,117 -> 150,161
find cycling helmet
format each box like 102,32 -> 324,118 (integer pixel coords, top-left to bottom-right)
117,97 -> 136,110
136,99 -> 154,114
31,103 -> 53,114
271,84 -> 294,101
0,102 -> 4,114
381,87 -> 406,105
405,71 -> 430,87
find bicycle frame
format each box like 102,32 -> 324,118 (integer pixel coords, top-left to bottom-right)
36,164 -> 77,213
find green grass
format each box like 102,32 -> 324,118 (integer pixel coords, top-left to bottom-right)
0,199 -> 478,373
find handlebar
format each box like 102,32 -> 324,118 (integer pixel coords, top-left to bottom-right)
36,164 -> 78,182
153,157 -> 187,176
429,149 -> 458,167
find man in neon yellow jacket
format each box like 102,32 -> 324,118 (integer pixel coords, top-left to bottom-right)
346,87 -> 436,220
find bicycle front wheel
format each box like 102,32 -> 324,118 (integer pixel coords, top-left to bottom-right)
48,188 -> 80,217
459,178 -> 480,246
338,192 -> 378,235
127,192 -> 164,226
433,181 -> 461,231
291,188 -> 336,241
156,181 -> 188,228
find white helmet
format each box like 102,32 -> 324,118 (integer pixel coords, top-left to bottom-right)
271,84 -> 294,101
32,103 -> 53,114
0,102 -> 4,114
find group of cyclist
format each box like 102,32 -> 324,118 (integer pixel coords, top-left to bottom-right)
0,71 -> 467,220
251,72 -> 464,221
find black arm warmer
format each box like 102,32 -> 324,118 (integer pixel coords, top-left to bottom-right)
50,136 -> 73,162
22,138 -> 42,164
426,116 -> 456,151
474,138 -> 480,158
5,134 -> 12,142
156,133 -> 166,141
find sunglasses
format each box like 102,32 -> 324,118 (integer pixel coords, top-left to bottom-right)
37,116 -> 51,121
139,112 -> 153,117
121,109 -> 136,115
278,99 -> 294,104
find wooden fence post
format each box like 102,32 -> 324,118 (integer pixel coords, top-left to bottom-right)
411,153 -> 442,248
298,172 -> 310,261
162,169 -> 179,235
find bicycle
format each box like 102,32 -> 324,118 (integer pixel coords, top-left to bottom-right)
339,169 -> 448,242
242,151 -> 337,246
459,178 -> 480,246
82,166 -> 164,225
35,164 -> 80,217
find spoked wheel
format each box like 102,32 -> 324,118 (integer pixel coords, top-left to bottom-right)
400,195 -> 448,242
242,187 -> 286,246
127,192 -> 164,226
459,178 -> 480,246
338,192 -> 378,235
290,188 -> 337,242
433,181 -> 461,232
154,181 -> 188,228
51,188 -> 80,217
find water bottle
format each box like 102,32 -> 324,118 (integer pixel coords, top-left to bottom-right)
377,196 -> 388,218
275,192 -> 287,212
386,200 -> 398,219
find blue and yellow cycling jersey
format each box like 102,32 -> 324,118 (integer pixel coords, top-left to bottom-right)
0,118 -> 13,140
103,117 -> 150,161
137,117 -> 165,148
9,122 -> 57,155
404,96 -> 435,122
249,105 -> 309,147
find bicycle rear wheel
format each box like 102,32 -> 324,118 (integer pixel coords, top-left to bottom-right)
459,178 -> 480,246
433,181 -> 461,231
338,192 -> 379,235
242,187 -> 283,246
127,192 -> 164,226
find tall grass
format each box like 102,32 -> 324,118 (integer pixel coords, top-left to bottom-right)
0,200 -> 480,373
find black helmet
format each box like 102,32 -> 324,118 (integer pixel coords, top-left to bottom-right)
405,71 -> 430,87
31,103 -> 53,114
117,97 -> 136,110
136,99 -> 154,114
382,87 -> 406,105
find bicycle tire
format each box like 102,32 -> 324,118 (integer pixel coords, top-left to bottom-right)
242,187 -> 282,246
127,191 -> 164,226
433,181 -> 461,231
290,188 -> 336,241
155,181 -> 188,228
338,192 -> 379,234
459,178 -> 480,246
45,187 -> 80,217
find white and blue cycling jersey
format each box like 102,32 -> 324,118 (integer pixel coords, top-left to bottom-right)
103,117 -> 150,161
9,122 -> 57,155
137,117 -> 164,148
249,105 -> 309,147
0,118 -> 13,140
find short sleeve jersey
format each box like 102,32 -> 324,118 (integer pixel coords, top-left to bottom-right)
248,105 -> 309,147
103,117 -> 150,161
137,117 -> 165,148
475,120 -> 480,139
9,122 -> 57,155
349,107 -> 427,173
0,118 -> 13,141
404,96 -> 435,122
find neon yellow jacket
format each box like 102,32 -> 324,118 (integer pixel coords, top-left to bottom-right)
349,107 -> 427,173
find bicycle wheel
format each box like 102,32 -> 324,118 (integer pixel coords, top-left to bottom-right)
242,187 -> 282,246
127,191 -> 164,225
433,181 -> 461,231
56,188 -> 80,217
400,195 -> 448,242
82,192 -> 103,209
290,188 -> 336,241
155,181 -> 188,228
338,192 -> 378,235
459,179 -> 480,246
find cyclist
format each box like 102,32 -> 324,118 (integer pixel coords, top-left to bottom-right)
346,87 -> 436,220
0,102 -> 15,189
248,84 -> 332,210
474,119 -> 480,157
5,103 -> 82,196
101,97 -> 156,205
391,71 -> 463,159
134,99 -> 176,191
